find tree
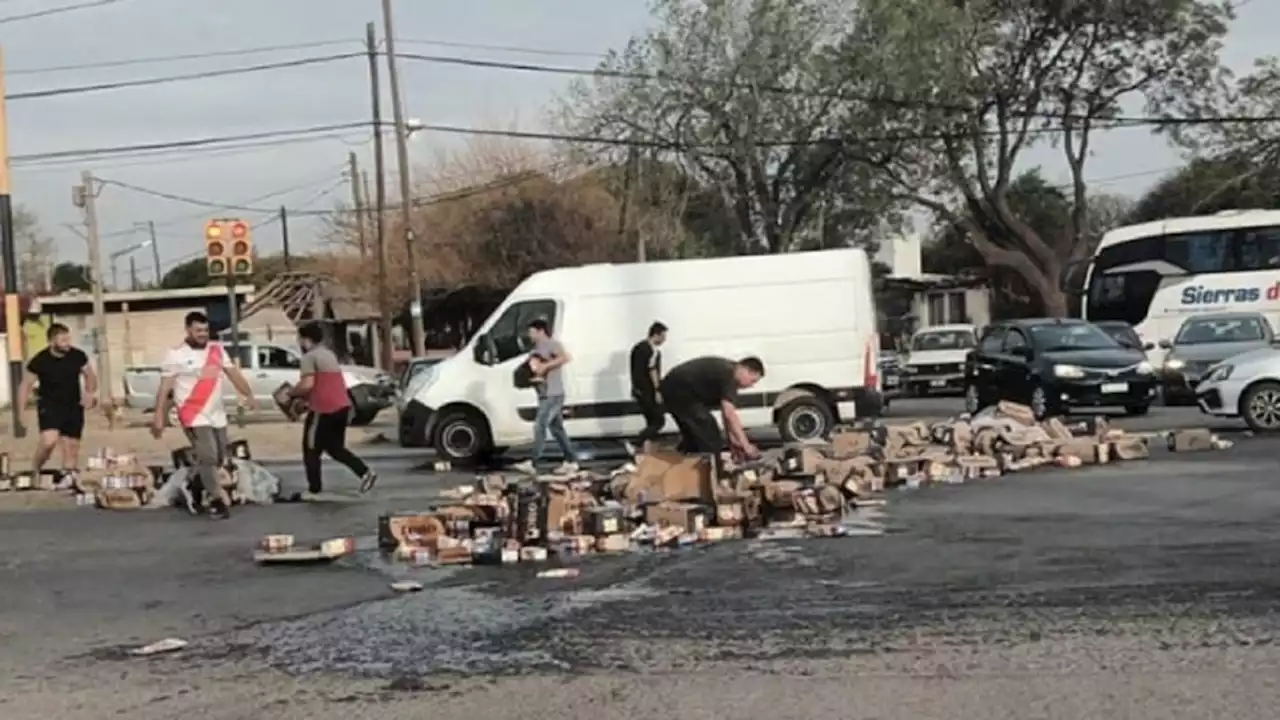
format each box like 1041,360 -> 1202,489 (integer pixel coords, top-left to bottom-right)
1163,55 -> 1280,180
12,206 -> 55,293
856,0 -> 1231,316
50,262 -> 91,293
564,0 -> 905,254
161,258 -> 210,289
1129,156 -> 1280,223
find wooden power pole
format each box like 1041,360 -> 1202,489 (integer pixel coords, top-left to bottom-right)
366,22 -> 393,371
381,0 -> 426,357
348,151 -> 367,256
76,170 -> 109,407
0,48 -> 24,436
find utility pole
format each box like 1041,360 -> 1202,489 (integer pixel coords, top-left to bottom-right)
111,258 -> 119,291
77,170 -> 109,407
367,21 -> 393,371
0,48 -> 24,436
348,151 -> 367,256
146,220 -> 160,285
279,206 -> 291,270
129,256 -> 137,291
381,0 -> 426,357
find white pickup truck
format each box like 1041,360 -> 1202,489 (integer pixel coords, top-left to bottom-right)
122,341 -> 397,426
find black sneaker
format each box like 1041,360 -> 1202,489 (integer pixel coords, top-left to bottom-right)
359,470 -> 378,494
208,499 -> 231,520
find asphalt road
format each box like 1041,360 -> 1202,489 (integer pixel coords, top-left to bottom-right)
4,413 -> 1280,719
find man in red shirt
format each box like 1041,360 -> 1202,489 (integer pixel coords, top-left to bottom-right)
290,322 -> 376,496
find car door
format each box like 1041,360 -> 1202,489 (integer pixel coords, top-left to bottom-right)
473,298 -> 559,445
970,326 -> 1005,401
253,344 -> 304,403
999,328 -> 1035,403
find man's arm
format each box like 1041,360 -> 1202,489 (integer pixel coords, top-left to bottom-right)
80,359 -> 99,405
647,350 -> 660,398
153,375 -> 176,420
222,364 -> 255,401
290,353 -> 316,397
16,369 -> 36,411
541,342 -> 572,371
719,399 -> 751,449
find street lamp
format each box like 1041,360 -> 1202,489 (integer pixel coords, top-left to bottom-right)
109,240 -> 152,291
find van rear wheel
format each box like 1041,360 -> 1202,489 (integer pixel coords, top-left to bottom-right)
777,397 -> 834,443
431,408 -> 492,464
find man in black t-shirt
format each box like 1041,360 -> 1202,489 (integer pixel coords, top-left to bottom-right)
658,355 -> 764,457
17,323 -> 97,477
627,321 -> 668,453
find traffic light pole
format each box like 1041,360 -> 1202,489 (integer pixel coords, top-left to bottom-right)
226,275 -> 240,365
0,48 -> 24,437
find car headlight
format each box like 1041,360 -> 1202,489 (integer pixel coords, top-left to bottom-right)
1134,361 -> 1153,375
1053,364 -> 1085,379
1164,358 -> 1185,370
1203,364 -> 1233,383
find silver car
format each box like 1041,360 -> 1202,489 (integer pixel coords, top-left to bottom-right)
1194,344 -> 1280,431
1160,312 -> 1274,405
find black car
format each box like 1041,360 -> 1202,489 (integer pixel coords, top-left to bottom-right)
1094,320 -> 1148,351
963,318 -> 1158,420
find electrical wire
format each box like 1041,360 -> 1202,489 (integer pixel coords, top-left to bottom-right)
0,0 -> 123,24
8,39 -> 359,75
5,53 -> 361,101
396,37 -> 604,60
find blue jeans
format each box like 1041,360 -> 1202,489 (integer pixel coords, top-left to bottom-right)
531,394 -> 575,466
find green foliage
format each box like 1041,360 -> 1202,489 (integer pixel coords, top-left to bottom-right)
50,262 -> 91,293
161,257 -> 210,289
1129,156 -> 1280,223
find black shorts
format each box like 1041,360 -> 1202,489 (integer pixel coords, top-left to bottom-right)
37,403 -> 85,439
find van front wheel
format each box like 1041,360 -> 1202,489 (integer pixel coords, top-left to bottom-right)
777,397 -> 834,443
431,408 -> 491,465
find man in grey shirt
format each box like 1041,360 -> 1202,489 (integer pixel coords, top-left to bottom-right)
513,318 -> 579,475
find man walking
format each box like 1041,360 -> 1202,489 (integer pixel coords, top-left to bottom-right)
151,312 -> 257,520
513,318 -> 578,475
17,323 -> 97,482
658,356 -> 765,458
625,321 -> 667,455
289,322 -> 377,497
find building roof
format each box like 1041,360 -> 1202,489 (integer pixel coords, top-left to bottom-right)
37,285 -> 256,308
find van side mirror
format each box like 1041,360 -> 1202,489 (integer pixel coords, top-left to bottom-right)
473,335 -> 496,365
1158,339 -> 1172,350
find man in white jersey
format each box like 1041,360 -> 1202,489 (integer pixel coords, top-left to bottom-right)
151,312 -> 256,520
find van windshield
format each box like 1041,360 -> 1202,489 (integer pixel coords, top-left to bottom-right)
911,330 -> 975,351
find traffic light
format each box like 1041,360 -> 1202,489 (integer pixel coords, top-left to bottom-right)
204,220 -> 227,277
228,220 -> 253,277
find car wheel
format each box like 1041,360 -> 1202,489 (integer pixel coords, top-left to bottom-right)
1030,384 -> 1053,421
963,382 -> 985,414
1241,381 -> 1280,433
431,408 -> 492,464
1124,403 -> 1150,416
777,397 -> 835,442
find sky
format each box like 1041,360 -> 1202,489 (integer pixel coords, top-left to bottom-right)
1,0 -> 1274,286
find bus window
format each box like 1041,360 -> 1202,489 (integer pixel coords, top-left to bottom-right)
1086,271 -> 1162,326
1165,231 -> 1232,273
1238,227 -> 1280,270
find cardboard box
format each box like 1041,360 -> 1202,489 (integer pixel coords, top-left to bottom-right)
1168,429 -> 1215,452
646,501 -> 710,533
1110,436 -> 1149,460
622,451 -> 715,504
596,534 -> 630,553
95,487 -> 144,509
377,512 -> 446,549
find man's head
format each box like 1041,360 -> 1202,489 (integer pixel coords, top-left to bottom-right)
184,311 -> 210,346
298,322 -> 324,352
647,321 -> 668,346
526,318 -> 551,344
46,323 -> 72,354
734,356 -> 765,388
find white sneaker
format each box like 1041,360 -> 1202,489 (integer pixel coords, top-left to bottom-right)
554,462 -> 580,476
511,460 -> 536,475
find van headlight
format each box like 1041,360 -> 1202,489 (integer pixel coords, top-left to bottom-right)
1203,364 -> 1233,383
1164,358 -> 1185,370
1053,364 -> 1085,379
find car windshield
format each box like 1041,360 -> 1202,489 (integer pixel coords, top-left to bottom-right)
1030,323 -> 1120,352
911,330 -> 974,351
1175,317 -> 1268,345
1098,324 -> 1140,348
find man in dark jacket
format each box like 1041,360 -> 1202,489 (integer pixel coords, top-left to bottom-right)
626,321 -> 667,454
659,355 -> 764,457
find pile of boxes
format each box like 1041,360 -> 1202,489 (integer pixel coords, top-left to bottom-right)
364,402 -> 1231,568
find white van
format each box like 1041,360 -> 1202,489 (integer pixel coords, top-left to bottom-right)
400,248 -> 883,462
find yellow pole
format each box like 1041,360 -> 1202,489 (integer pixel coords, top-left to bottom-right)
0,48 -> 26,438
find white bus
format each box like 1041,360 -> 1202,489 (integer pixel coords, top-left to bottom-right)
1078,209 -> 1280,365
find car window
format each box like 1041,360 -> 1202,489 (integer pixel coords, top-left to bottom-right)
1028,323 -> 1118,351
258,345 -> 301,369
1098,324 -> 1140,348
979,328 -> 1005,354
485,299 -> 558,363
1175,316 -> 1269,345
1003,330 -> 1029,352
911,330 -> 975,351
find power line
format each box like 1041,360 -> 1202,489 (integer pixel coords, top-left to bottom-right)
7,39 -> 358,75
6,53 -> 360,101
397,37 -> 604,60
0,0 -> 124,24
